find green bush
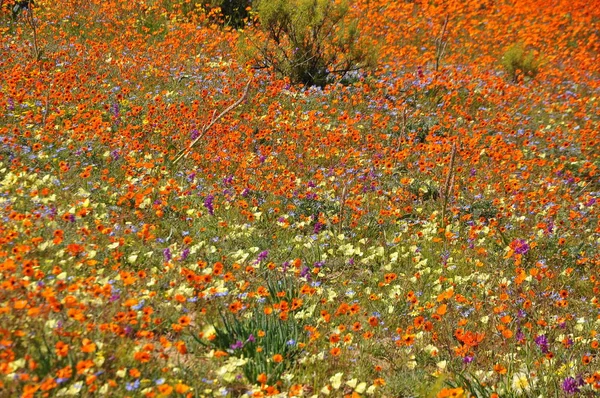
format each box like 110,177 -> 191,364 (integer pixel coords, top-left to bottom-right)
501,43 -> 541,82
206,0 -> 251,28
242,0 -> 378,87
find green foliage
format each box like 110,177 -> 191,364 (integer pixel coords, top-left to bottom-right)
445,372 -> 497,398
206,0 -> 251,28
207,276 -> 306,384
243,0 -> 378,87
465,200 -> 499,220
408,179 -> 440,202
501,43 -> 541,82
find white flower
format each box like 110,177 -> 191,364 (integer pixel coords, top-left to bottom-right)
330,373 -> 343,390
511,372 -> 530,393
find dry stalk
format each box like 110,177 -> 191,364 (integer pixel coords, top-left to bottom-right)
22,0 -> 42,61
338,183 -> 347,236
172,77 -> 253,165
441,142 -> 457,230
434,15 -> 449,72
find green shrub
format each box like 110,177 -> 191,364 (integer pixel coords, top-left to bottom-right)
242,0 -> 378,87
206,0 -> 251,28
501,43 -> 541,82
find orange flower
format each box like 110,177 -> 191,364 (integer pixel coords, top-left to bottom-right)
436,304 -> 447,316
55,341 -> 69,357
157,384 -> 173,396
174,383 -> 190,393
383,273 -> 397,284
257,373 -> 267,384
272,354 -> 283,363
214,350 -> 228,358
129,368 -> 141,378
437,387 -> 465,398
80,338 -> 96,353
134,351 -> 151,363
289,384 -> 303,397
178,315 -> 191,327
175,341 -> 187,354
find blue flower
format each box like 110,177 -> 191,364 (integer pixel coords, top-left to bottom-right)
126,379 -> 140,391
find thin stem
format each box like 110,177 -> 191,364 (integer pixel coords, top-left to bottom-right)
24,0 -> 42,62
441,142 -> 457,231
435,15 -> 449,72
172,77 -> 253,165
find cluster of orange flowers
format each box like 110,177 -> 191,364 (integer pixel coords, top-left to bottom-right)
1,0 -> 599,395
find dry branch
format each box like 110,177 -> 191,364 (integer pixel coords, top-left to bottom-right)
172,77 -> 253,165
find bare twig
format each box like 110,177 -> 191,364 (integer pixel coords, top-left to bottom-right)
42,83 -> 51,126
23,0 -> 42,61
338,183 -> 347,236
441,142 -> 457,230
172,77 -> 253,165
434,15 -> 449,72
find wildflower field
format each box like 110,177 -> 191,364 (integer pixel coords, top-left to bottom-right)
1,0 -> 599,396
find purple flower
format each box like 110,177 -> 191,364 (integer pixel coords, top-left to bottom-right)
513,239 -> 530,255
163,248 -> 172,262
586,198 -> 596,207
256,250 -> 269,262
534,334 -> 549,353
111,103 -> 120,126
109,293 -> 121,302
516,328 -> 525,342
462,356 -> 474,364
417,65 -> 424,79
300,266 -> 311,281
561,376 -> 583,394
111,102 -> 119,118
190,129 -> 200,140
230,340 -> 243,350
246,334 -> 255,343
313,222 -> 324,234
181,248 -> 190,261
204,194 -> 214,216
